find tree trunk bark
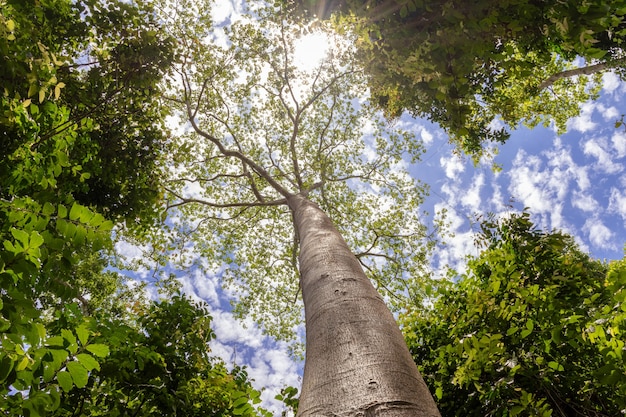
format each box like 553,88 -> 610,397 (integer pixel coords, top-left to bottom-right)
288,193 -> 440,417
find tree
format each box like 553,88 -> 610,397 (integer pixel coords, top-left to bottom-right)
1,0 -> 175,222
401,212 -> 626,416
139,0 -> 441,415
291,0 -> 626,159
0,0 -> 178,414
51,279 -> 269,417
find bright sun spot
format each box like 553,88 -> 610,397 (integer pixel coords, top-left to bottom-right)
293,32 -> 330,71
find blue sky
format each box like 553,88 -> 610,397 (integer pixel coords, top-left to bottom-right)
413,71 -> 626,273
113,1 -> 626,414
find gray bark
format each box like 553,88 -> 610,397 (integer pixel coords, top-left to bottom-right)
288,193 -> 440,417
538,59 -> 625,89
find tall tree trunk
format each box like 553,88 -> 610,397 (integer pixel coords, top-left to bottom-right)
288,193 -> 440,417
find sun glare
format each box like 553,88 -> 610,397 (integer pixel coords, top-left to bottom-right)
293,32 -> 330,71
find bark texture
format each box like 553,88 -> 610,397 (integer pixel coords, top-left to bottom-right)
288,194 -> 440,417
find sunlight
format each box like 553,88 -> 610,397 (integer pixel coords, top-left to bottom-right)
293,31 -> 330,71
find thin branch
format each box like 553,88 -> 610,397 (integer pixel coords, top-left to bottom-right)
165,186 -> 285,210
538,58 -> 625,89
180,70 -> 292,198
355,251 -> 396,263
166,173 -> 248,184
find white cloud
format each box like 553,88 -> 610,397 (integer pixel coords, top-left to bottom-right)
597,104 -> 620,121
608,188 -> 626,223
508,150 -> 555,213
568,102 -> 597,133
583,217 -> 616,249
212,0 -> 243,25
461,172 -> 484,210
571,190 -> 600,213
602,72 -> 623,94
114,240 -> 144,260
193,271 -> 220,305
582,137 -> 623,174
208,317 -> 300,416
489,183 -> 509,213
211,311 -> 264,348
612,130 -> 626,158
420,127 -> 434,145
440,154 -> 465,180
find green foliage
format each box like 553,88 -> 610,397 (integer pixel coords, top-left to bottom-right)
275,386 -> 299,416
141,0 -> 434,345
52,285 -> 269,417
0,0 -> 210,415
1,0 -> 175,222
293,0 -> 626,160
402,213 -> 626,416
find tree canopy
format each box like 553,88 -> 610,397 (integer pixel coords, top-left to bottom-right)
1,1 -> 268,415
292,0 -> 626,158
143,0 -> 437,345
3,0 -> 625,414
401,213 -> 626,416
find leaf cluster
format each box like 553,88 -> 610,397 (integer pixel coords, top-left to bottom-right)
1,1 -> 267,415
292,0 -> 626,160
401,213 -> 626,416
1,0 -> 175,223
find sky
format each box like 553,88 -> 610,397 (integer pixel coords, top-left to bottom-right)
114,1 -> 626,414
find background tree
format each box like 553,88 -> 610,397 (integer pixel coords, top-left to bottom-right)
292,0 -> 626,159
401,212 -> 626,416
50,278 -> 270,417
0,0 -> 226,414
137,0 -> 442,414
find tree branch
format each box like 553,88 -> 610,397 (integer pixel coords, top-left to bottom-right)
165,186 -> 286,210
538,58 -> 625,89
180,69 -> 292,198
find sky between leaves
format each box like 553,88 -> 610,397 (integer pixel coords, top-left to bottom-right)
113,0 -> 626,414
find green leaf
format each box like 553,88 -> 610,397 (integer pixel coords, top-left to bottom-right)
86,344 -> 110,358
0,356 -> 15,383
29,231 -> 44,248
76,353 -> 100,372
547,361 -> 564,371
506,326 -> 519,336
66,361 -> 89,388
232,396 -> 249,408
61,329 -> 76,345
11,228 -> 29,247
46,336 -> 65,347
42,202 -> 55,216
15,355 -> 30,371
69,203 -> 81,221
57,371 -> 73,393
57,204 -> 68,219
76,325 -> 90,346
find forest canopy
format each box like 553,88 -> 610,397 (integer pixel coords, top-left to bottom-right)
291,0 -> 626,158
1,0 -> 625,415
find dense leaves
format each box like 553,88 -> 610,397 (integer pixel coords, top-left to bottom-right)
0,0 -> 268,415
293,0 -> 626,159
53,283 -> 269,417
401,213 -> 626,416
1,0 -> 174,221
